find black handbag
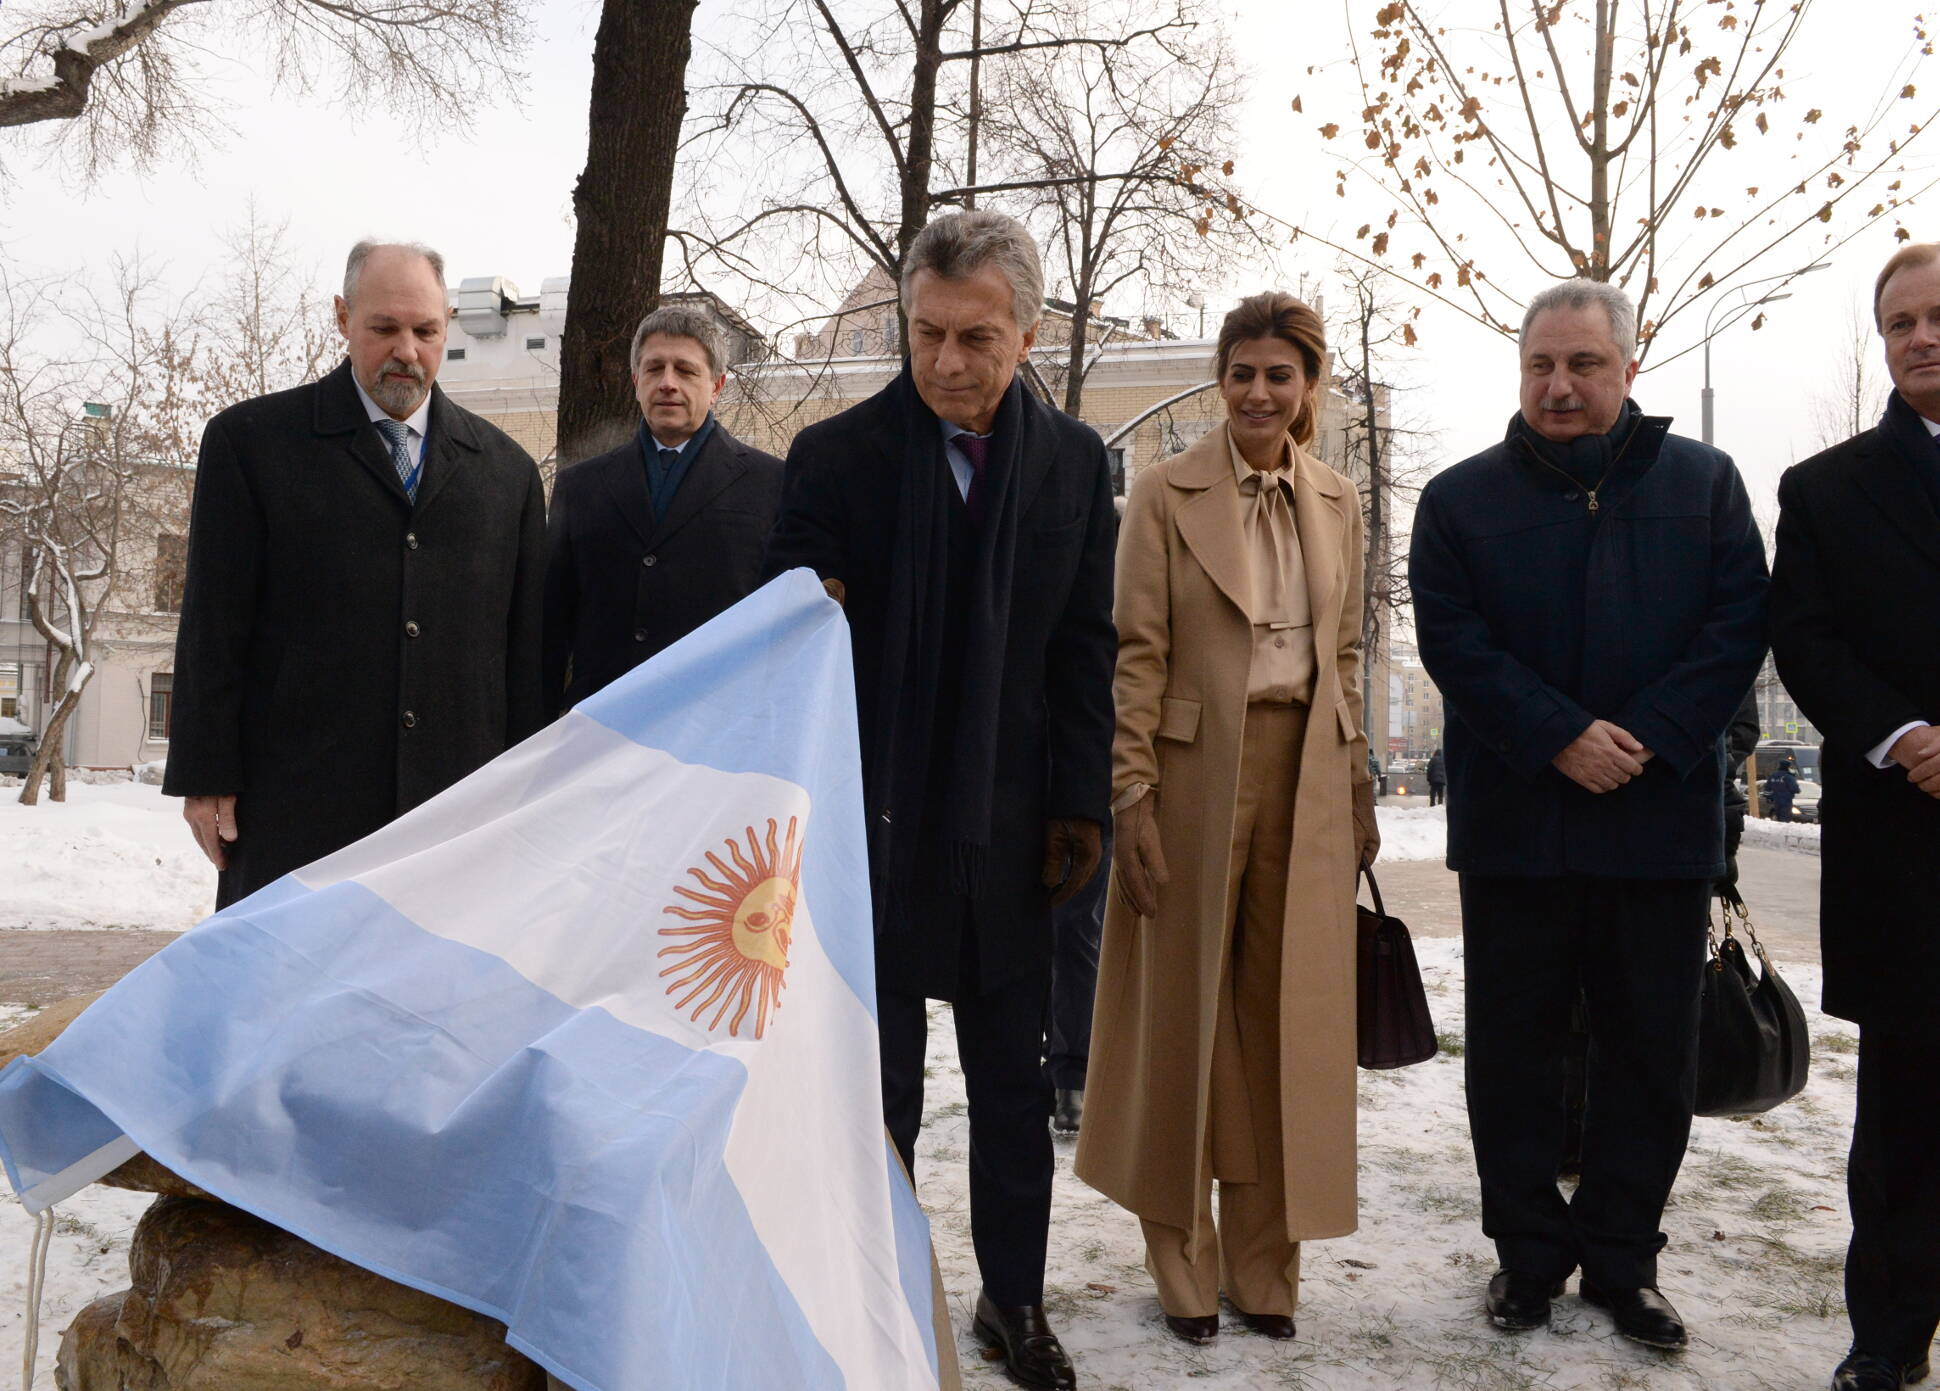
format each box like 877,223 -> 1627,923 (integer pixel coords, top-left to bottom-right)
1356,869 -> 1438,1069
1694,885 -> 1810,1117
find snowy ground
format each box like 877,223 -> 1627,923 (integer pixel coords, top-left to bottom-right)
0,781 -> 215,931
0,791 -> 1861,1389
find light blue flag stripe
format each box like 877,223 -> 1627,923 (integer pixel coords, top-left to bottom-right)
0,571 -> 941,1389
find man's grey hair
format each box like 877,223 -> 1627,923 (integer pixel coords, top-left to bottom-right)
342,240 -> 447,306
631,304 -> 727,376
900,210 -> 1045,331
1518,279 -> 1639,362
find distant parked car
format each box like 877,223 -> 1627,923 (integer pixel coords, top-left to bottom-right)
0,733 -> 35,777
1792,777 -> 1822,824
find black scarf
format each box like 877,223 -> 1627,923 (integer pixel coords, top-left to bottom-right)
1877,391 -> 1940,518
1509,398 -> 1645,489
869,362 -> 1032,923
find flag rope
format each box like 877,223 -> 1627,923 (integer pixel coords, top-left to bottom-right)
21,1206 -> 54,1391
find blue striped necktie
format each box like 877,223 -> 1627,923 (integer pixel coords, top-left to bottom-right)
375,418 -> 420,500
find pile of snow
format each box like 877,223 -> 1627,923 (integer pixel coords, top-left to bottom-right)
1743,816 -> 1822,857
0,781 -> 213,930
1376,803 -> 1447,862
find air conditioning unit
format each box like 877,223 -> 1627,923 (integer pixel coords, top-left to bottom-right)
454,276 -> 520,338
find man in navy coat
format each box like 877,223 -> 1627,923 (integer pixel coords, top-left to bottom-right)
1410,280 -> 1767,1351
542,304 -> 783,714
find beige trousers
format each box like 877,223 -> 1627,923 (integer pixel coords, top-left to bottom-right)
1140,702 -> 1305,1318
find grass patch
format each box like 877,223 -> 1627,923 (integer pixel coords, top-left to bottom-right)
1436,1030 -> 1466,1057
1815,1031 -> 1860,1056
1748,1186 -> 1811,1222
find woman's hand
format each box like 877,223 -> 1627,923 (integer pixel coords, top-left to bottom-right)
1353,779 -> 1381,870
1111,793 -> 1169,919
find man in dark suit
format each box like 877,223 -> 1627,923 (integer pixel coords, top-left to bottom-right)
164,240 -> 547,908
1410,279 -> 1767,1352
1772,243 -> 1940,1391
765,210 -> 1115,1390
543,305 -> 784,712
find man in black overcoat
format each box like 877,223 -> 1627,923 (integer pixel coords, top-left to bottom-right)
1409,280 -> 1767,1351
543,304 -> 783,713
1771,243 -> 1940,1391
164,241 -> 546,909
764,210 -> 1115,1390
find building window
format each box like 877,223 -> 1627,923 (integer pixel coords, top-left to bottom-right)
1106,447 -> 1127,496
850,329 -> 867,355
148,673 -> 173,742
0,662 -> 17,719
154,532 -> 187,613
446,347 -> 467,361
525,336 -> 546,350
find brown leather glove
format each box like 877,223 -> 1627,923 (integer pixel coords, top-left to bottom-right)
1353,778 -> 1381,870
1110,793 -> 1169,919
822,577 -> 847,607
1041,817 -> 1104,907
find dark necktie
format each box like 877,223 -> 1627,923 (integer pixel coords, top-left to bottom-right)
374,418 -> 420,500
651,447 -> 680,513
954,432 -> 990,525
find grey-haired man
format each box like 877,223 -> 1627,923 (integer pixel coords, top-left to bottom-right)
542,304 -> 784,713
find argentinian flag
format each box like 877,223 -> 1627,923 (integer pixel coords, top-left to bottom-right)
0,571 -> 946,1391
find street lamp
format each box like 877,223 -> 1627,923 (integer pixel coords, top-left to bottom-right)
1701,261 -> 1830,445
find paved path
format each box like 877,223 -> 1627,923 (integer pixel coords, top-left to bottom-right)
1372,843 -> 1822,964
0,929 -> 179,1007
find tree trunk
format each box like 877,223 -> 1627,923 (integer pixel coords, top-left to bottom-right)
891,0 -> 949,352
19,689 -> 78,806
555,0 -> 701,469
1063,273 -> 1093,416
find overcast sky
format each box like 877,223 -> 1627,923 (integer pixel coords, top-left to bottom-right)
4,0 -> 1930,523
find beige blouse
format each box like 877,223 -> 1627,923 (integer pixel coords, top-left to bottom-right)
1227,426 -> 1315,705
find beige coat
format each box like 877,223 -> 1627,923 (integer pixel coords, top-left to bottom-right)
1074,426 -> 1370,1241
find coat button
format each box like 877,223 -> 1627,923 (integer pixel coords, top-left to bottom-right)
406,532 -> 419,550
402,710 -> 418,729
643,554 -> 658,568
404,621 -> 420,638
633,628 -> 648,642
1274,636 -> 1287,648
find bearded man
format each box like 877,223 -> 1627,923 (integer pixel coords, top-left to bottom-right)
164,239 -> 547,907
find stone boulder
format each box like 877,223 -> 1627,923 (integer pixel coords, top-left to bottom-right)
57,1196 -> 546,1391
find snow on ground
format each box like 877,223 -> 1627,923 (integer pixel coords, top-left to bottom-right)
0,792 -> 1861,1388
0,939 -> 1862,1390
1373,804 -> 1447,862
0,780 -> 215,930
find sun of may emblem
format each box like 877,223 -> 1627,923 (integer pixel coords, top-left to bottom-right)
659,816 -> 805,1040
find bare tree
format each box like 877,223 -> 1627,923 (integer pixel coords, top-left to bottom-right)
673,0 -> 1200,358
1810,305 -> 1886,452
0,0 -> 533,177
0,217 -> 329,802
1330,264 -> 1430,669
1303,1 -> 1939,363
976,0 -> 1259,416
554,0 -> 701,465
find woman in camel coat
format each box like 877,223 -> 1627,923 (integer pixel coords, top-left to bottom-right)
1074,291 -> 1379,1344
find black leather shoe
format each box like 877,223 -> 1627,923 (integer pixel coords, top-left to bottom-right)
1831,1352 -> 1933,1390
1833,1352 -> 1911,1391
1163,1313 -> 1217,1345
1052,1088 -> 1084,1135
1581,1282 -> 1688,1350
974,1292 -> 1077,1389
1235,1309 -> 1297,1339
1485,1271 -> 1566,1331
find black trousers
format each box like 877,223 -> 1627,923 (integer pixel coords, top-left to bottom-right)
1429,783 -> 1446,807
1460,874 -> 1708,1288
1846,1023 -> 1940,1365
1045,825 -> 1108,1091
881,967 -> 1055,1306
